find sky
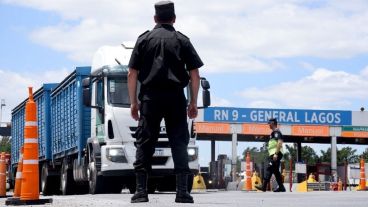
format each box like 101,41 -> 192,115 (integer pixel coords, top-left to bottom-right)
1,0 -> 368,166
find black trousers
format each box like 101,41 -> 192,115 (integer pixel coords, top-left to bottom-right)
264,152 -> 284,187
133,91 -> 190,174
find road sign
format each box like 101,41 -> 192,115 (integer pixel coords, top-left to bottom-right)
291,125 -> 330,137
204,107 -> 352,125
342,126 -> 368,138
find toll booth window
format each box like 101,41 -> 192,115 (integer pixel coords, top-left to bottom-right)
108,78 -> 130,107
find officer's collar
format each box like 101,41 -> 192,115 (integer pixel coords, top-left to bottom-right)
154,23 -> 175,31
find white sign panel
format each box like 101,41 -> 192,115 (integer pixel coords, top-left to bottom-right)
241,161 -> 254,172
295,163 -> 307,174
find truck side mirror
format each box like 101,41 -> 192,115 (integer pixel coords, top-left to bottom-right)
201,78 -> 211,108
83,88 -> 91,107
202,90 -> 211,108
201,78 -> 210,90
82,77 -> 90,88
82,78 -> 91,106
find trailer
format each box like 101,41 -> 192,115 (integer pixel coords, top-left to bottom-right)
10,44 -> 211,195
11,83 -> 58,193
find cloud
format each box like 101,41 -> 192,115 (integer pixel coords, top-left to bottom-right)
238,67 -> 368,110
0,68 -> 71,122
360,66 -> 368,77
211,96 -> 232,107
2,0 -> 368,73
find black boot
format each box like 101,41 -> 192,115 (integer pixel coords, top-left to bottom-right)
131,172 -> 148,203
255,180 -> 267,192
175,174 -> 194,203
273,185 -> 286,192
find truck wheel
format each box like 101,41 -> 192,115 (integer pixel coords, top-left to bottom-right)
41,163 -> 59,195
60,159 -> 75,195
88,154 -> 104,194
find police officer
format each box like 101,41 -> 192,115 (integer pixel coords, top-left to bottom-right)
256,118 -> 286,192
127,1 -> 203,203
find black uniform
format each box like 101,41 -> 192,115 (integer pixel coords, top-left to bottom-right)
128,23 -> 203,174
262,129 -> 286,192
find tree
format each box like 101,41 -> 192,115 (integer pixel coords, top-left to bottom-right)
338,147 -> 359,164
320,147 -> 358,164
283,145 -> 296,170
361,148 -> 368,162
0,136 -> 11,153
242,147 -> 267,164
320,148 -> 331,163
239,146 -> 268,173
302,146 -> 319,165
283,145 -> 318,168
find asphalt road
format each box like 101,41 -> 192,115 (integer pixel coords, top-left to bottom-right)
2,190 -> 367,207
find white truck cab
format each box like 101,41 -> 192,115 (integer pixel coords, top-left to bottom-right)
79,43 -> 210,194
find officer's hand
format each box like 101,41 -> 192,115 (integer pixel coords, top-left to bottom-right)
188,103 -> 198,119
131,103 -> 140,121
273,154 -> 278,161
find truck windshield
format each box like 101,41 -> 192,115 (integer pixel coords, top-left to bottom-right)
107,77 -> 130,107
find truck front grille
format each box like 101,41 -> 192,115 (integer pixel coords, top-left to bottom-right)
129,127 -> 168,138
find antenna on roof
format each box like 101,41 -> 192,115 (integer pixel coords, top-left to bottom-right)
115,58 -> 122,65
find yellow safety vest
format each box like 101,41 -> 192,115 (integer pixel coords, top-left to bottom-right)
267,129 -> 283,156
267,138 -> 283,155
268,138 -> 278,156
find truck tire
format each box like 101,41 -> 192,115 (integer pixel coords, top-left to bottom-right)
60,159 -> 75,195
88,153 -> 104,194
41,163 -> 60,195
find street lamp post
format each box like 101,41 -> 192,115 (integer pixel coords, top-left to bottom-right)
0,99 -> 5,124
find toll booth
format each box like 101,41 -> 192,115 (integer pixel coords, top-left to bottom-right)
195,107 -> 368,185
209,154 -> 232,189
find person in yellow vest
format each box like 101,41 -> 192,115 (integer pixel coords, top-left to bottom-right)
256,118 -> 286,192
281,168 -> 286,183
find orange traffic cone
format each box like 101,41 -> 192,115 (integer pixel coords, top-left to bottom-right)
5,87 -> 52,205
13,146 -> 24,197
0,152 -> 7,198
359,157 -> 366,191
337,178 -> 343,191
243,151 -> 253,191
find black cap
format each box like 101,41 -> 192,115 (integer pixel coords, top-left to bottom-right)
155,1 -> 175,21
268,118 -> 277,125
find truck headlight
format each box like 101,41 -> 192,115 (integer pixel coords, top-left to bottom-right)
187,148 -> 198,161
188,148 -> 196,156
106,148 -> 128,163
